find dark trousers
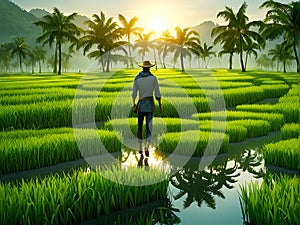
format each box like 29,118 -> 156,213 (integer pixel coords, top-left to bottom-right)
137,112 -> 153,144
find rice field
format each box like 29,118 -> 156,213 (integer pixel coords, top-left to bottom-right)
239,174 -> 300,225
262,138 -> 299,170
0,69 -> 298,224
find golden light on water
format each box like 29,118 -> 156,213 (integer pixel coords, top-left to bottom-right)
121,147 -> 171,172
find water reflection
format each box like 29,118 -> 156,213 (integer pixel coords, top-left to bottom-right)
120,147 -> 171,173
235,149 -> 266,178
118,147 -> 266,224
171,160 -> 239,209
171,148 -> 265,210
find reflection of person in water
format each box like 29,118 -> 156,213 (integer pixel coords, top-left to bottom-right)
137,154 -> 149,168
132,60 -> 162,157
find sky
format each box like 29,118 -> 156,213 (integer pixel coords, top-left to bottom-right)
11,0 -> 292,34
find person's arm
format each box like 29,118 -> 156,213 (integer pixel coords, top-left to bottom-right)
154,77 -> 162,113
132,79 -> 138,107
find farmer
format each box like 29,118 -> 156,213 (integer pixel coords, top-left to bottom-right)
132,60 -> 162,157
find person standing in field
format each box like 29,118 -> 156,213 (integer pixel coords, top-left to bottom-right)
132,60 -> 162,157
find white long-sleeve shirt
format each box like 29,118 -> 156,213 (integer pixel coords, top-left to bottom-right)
132,71 -> 161,112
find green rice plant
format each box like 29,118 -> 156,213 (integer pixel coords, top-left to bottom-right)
199,120 -> 247,143
0,167 -> 168,225
260,80 -> 286,85
280,84 -> 299,97
239,174 -> 300,225
0,127 -> 72,139
157,130 -> 229,156
236,103 -> 299,123
262,138 -> 299,170
0,100 -> 73,130
0,79 -> 80,90
152,97 -> 212,117
0,129 -> 122,174
104,118 -> 200,144
216,75 -> 256,83
222,87 -> 264,107
260,84 -> 289,98
228,119 -> 271,138
280,123 -> 300,140
192,111 -> 284,131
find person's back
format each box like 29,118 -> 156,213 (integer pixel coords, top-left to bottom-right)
131,61 -> 162,158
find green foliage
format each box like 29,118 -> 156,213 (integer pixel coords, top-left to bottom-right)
192,111 -> 284,131
0,168 -> 168,225
280,123 -> 300,140
157,130 -> 229,156
239,174 -> 300,225
0,128 -> 122,174
262,138 -> 299,170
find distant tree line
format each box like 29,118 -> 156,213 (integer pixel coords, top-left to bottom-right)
0,0 -> 299,74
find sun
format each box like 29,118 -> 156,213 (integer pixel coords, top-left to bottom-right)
148,16 -> 168,35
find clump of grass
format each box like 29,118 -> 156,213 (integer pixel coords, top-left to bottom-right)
236,84 -> 299,123
192,111 -> 283,131
158,130 -> 229,156
228,119 -> 271,138
239,174 -> 300,225
0,168 -> 169,225
199,120 -> 247,143
260,84 -> 289,98
0,128 -> 122,174
222,87 -> 264,107
262,138 -> 299,170
236,103 -> 299,123
280,123 -> 300,140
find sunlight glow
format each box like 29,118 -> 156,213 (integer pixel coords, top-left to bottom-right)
148,16 -> 168,35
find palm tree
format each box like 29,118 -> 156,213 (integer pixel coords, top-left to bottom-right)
268,42 -> 294,73
9,37 -> 31,72
256,54 -> 273,70
212,22 -> 238,70
118,14 -> 143,68
260,0 -> 300,72
213,2 -> 264,72
34,7 -> 80,75
79,11 -> 127,72
188,37 -> 202,68
194,42 -> 216,69
244,42 -> 260,70
171,168 -> 225,209
171,26 -> 199,72
0,43 -> 11,72
33,46 -> 47,73
158,29 -> 174,68
134,31 -> 155,62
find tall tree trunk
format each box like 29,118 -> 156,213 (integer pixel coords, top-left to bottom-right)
245,53 -> 249,71
58,42 -> 62,75
53,44 -> 58,74
229,53 -> 233,70
106,52 -> 110,72
19,54 -> 23,73
39,60 -> 42,73
128,36 -> 133,68
240,49 -> 246,72
31,61 -> 34,74
292,38 -> 299,73
153,48 -> 157,71
180,48 -> 185,72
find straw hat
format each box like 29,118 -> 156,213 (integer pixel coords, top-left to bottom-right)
138,60 -> 155,68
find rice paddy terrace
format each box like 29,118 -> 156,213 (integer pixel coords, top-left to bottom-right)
0,69 -> 299,225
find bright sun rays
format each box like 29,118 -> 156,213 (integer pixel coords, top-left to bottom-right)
148,16 -> 168,35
